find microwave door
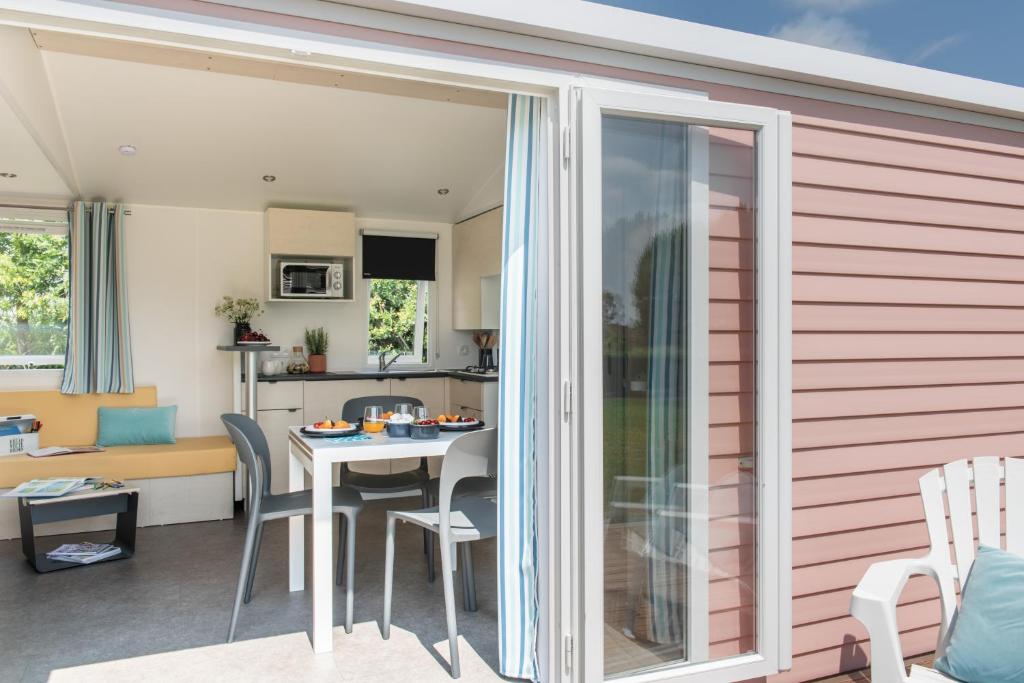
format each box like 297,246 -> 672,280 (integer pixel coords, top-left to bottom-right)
282,264 -> 328,297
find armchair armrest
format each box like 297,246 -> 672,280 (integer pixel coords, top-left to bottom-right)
851,556 -> 942,683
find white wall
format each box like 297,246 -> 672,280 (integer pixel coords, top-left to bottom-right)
0,204 -> 475,437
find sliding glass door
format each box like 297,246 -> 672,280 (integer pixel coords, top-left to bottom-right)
575,89 -> 790,683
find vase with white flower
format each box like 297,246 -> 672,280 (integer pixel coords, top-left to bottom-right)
214,296 -> 264,343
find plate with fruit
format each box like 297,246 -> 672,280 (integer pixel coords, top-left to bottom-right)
237,330 -> 272,345
301,419 -> 359,436
437,415 -> 484,431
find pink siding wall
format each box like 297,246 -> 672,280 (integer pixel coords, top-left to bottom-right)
115,2 -> 1024,680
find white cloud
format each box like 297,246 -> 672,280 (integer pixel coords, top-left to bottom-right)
911,33 -> 965,64
772,11 -> 881,56
781,0 -> 881,12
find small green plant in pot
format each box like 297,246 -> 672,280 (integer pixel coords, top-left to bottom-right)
214,296 -> 263,343
305,327 -> 329,374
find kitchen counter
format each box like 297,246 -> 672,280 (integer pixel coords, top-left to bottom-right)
255,369 -> 499,383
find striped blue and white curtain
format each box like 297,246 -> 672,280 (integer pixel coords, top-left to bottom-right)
643,125 -> 690,645
61,201 -> 134,394
498,94 -> 547,681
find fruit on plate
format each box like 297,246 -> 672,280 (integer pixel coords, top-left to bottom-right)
383,411 -> 395,419
460,416 -> 476,423
437,415 -> 448,423
313,419 -> 334,429
414,418 -> 439,426
238,330 -> 270,342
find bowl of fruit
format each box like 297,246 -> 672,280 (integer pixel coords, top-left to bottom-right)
437,414 -> 483,431
301,419 -> 357,437
409,418 -> 440,440
237,330 -> 271,345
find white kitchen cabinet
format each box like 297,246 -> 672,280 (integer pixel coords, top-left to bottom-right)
303,378 -> 390,474
446,377 -> 498,424
452,206 -> 502,330
256,407 -> 304,494
254,380 -> 303,411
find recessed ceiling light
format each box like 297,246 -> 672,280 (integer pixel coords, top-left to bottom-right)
289,48 -> 311,57
118,144 -> 137,156
262,175 -> 277,183
437,188 -> 450,196
0,172 -> 17,178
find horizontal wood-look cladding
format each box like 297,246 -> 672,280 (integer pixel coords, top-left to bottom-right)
775,110 -> 1024,682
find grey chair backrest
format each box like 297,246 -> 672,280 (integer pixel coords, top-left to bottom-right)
221,414 -> 272,500
437,428 -> 498,535
341,395 -> 424,422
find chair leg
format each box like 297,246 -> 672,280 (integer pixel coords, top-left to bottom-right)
440,538 -> 461,679
228,517 -> 260,643
426,531 -> 436,583
243,521 -> 264,604
336,514 -> 347,587
344,511 -> 357,634
382,513 -> 398,640
421,486 -> 431,560
460,542 -> 477,613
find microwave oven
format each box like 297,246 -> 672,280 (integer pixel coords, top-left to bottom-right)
279,261 -> 345,299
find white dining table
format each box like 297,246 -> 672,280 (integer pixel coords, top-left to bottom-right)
287,426 -> 466,653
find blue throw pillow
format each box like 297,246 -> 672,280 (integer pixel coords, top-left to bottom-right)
934,545 -> 1024,682
96,406 -> 177,446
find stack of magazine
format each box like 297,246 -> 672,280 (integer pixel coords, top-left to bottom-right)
46,542 -> 121,564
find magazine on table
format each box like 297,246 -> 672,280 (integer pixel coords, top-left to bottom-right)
4,477 -> 89,498
27,446 -> 104,458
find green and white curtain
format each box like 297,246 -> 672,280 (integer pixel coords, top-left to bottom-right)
498,94 -> 547,681
61,201 -> 134,394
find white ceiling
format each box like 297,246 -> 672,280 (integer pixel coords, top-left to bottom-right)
0,95 -> 69,198
0,33 -> 507,223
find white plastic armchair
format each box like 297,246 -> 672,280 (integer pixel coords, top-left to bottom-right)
850,456 -> 1024,682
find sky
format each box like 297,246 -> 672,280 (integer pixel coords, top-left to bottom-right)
591,0 -> 1024,87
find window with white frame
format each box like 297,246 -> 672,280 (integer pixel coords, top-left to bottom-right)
0,219 -> 69,370
366,279 -> 430,366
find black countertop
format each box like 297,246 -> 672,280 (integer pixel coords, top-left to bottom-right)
255,369 -> 498,383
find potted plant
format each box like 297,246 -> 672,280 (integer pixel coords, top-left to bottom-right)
305,326 -> 329,374
214,296 -> 264,343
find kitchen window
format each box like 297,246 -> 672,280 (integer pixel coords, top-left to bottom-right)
0,226 -> 69,370
366,278 -> 431,366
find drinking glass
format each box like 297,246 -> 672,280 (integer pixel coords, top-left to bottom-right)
412,406 -> 429,421
363,405 -> 385,433
394,402 -> 413,417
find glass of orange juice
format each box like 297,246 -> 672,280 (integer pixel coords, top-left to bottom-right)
363,405 -> 386,433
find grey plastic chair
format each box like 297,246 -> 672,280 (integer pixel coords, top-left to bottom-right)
382,428 -> 498,679
221,413 -> 364,642
340,395 -> 435,579
426,473 -> 497,611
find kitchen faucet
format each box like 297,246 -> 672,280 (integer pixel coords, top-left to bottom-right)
378,350 -> 403,372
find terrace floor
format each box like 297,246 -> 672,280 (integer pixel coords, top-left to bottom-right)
0,498 -> 501,682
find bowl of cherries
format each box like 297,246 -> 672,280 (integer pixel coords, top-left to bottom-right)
409,418 -> 441,440
237,330 -> 271,345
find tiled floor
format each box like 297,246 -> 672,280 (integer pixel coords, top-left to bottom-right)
0,498 -> 501,682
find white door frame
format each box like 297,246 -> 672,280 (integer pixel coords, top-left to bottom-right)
572,86 -> 792,683
0,6 -> 790,682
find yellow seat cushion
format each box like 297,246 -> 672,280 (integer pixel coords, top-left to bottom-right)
0,436 -> 236,488
0,387 -> 158,447
0,387 -> 236,487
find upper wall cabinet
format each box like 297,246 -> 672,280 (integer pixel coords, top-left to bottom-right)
452,206 -> 502,330
264,208 -> 356,302
265,208 -> 356,257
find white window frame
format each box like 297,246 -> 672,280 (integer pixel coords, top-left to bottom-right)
574,86 -> 792,683
0,219 -> 70,371
364,278 -> 433,367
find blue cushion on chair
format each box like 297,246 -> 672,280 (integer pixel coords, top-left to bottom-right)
96,406 -> 177,446
934,545 -> 1024,683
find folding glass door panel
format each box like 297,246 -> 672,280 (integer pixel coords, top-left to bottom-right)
576,89 -> 789,683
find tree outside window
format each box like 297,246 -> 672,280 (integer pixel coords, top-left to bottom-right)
367,279 -> 429,365
0,231 -> 69,369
